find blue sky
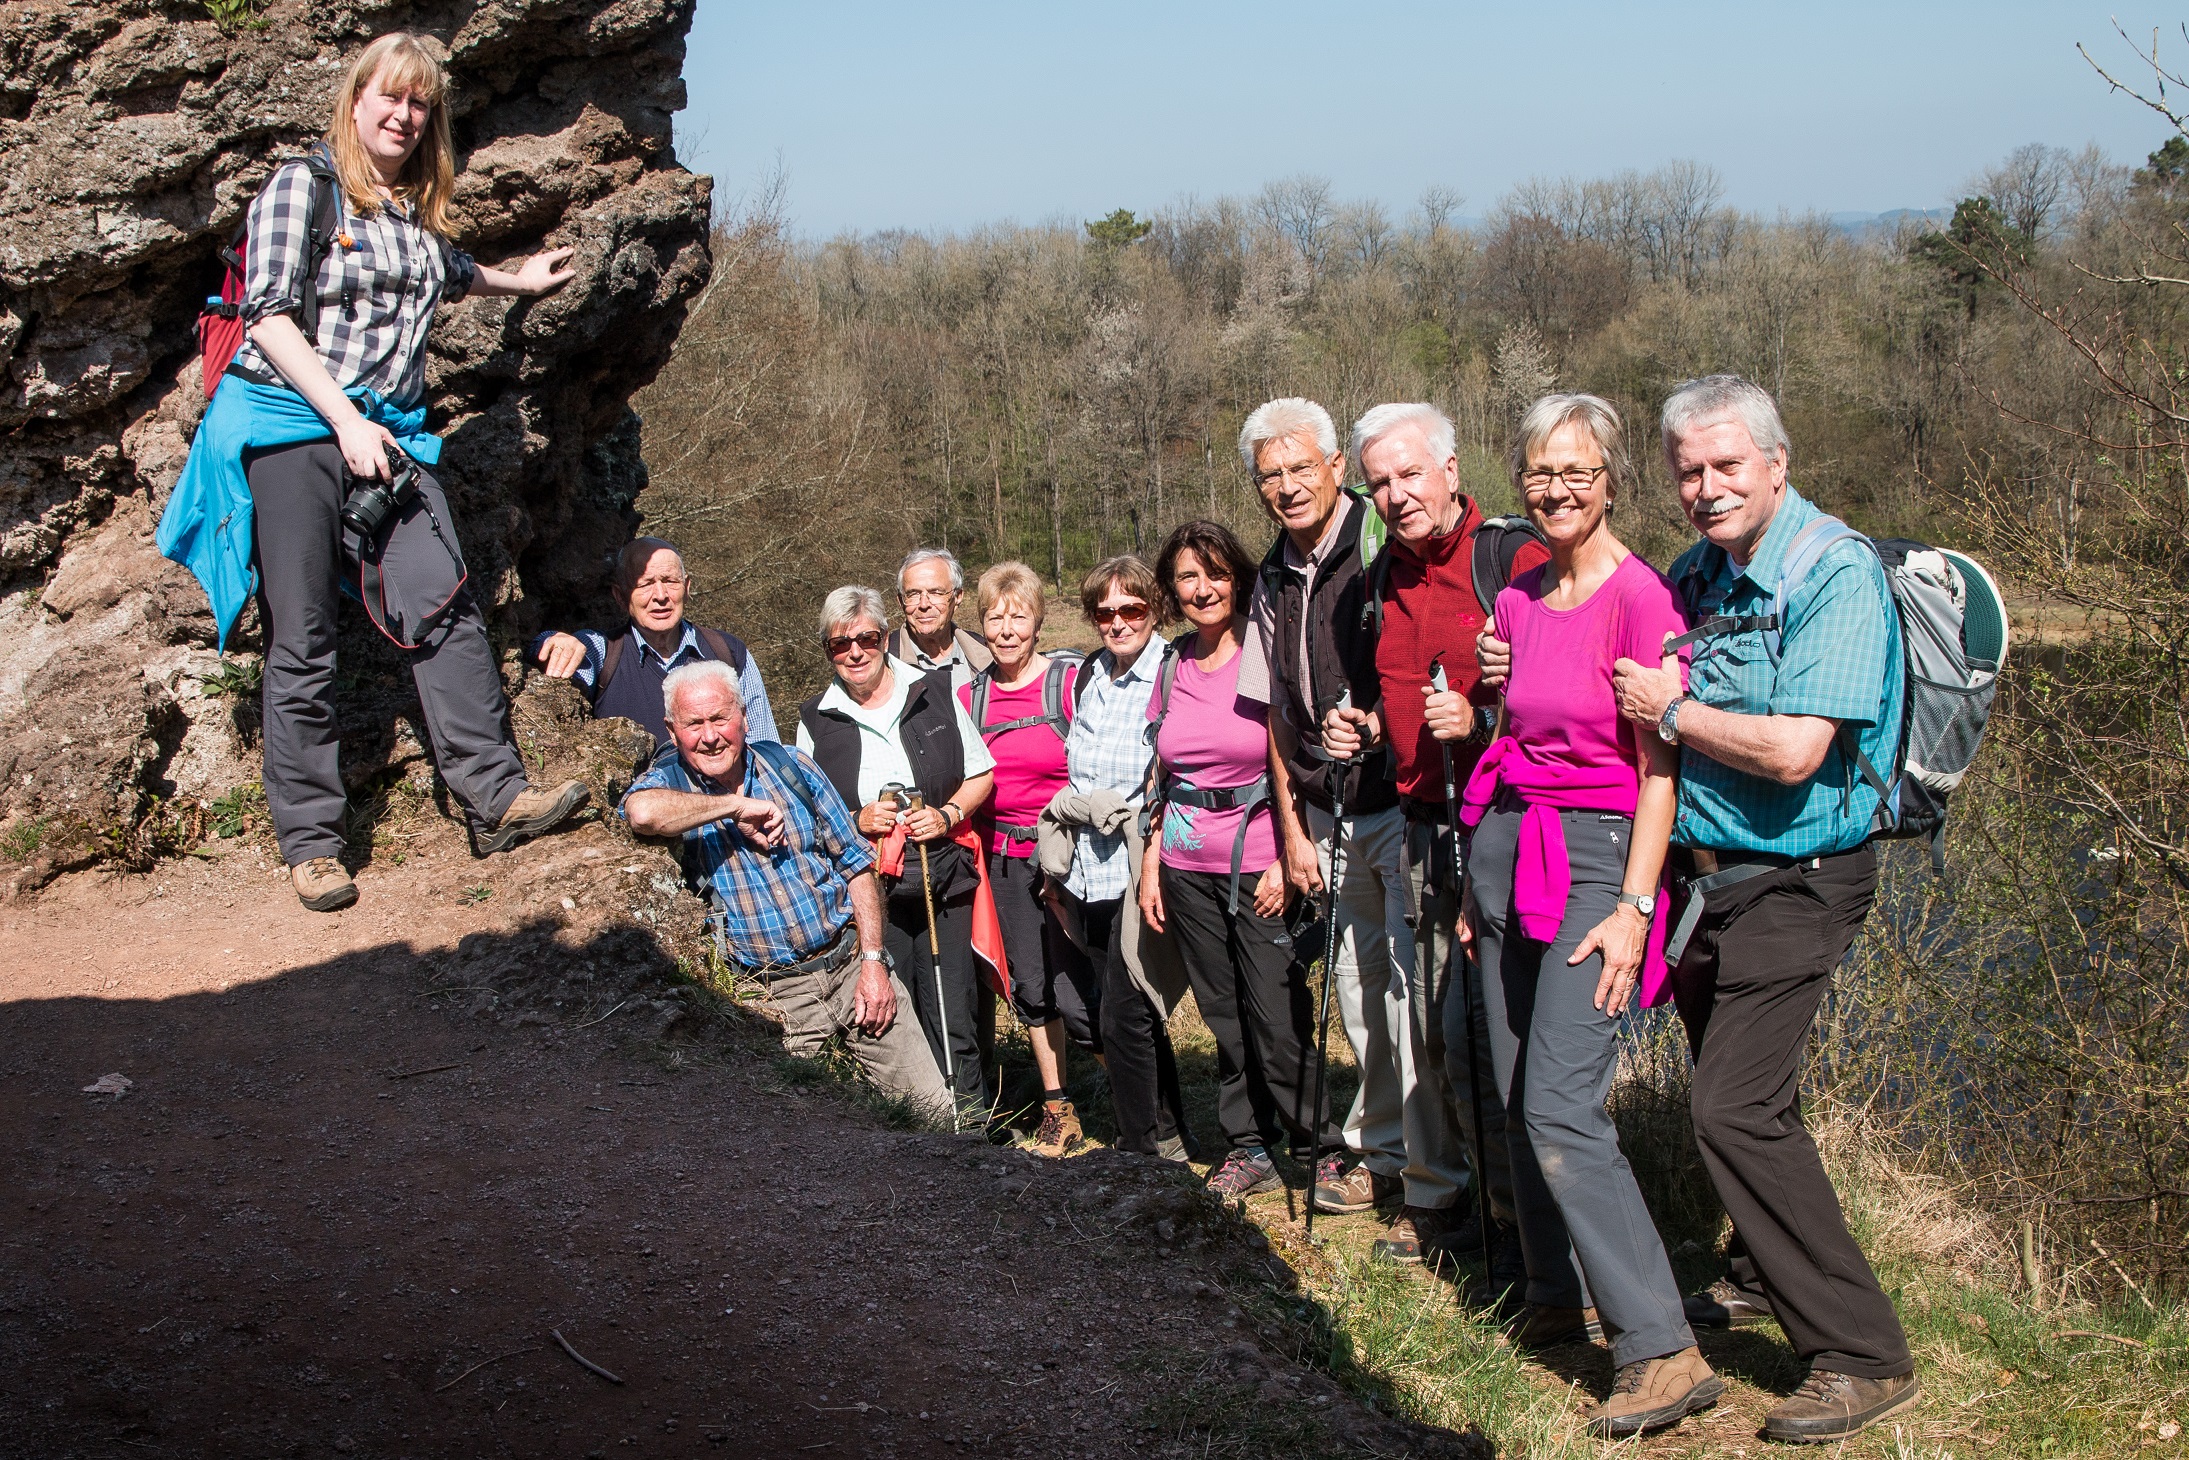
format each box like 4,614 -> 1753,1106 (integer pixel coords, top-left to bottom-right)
679,2 -> 2180,236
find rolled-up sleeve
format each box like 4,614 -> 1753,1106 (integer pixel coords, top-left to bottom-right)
439,240 -> 477,303
240,161 -> 322,327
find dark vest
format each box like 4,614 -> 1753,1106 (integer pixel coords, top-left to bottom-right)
798,666 -> 975,899
591,623 -> 750,749
1259,492 -> 1398,815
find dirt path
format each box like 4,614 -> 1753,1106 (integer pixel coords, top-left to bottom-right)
0,831 -> 1480,1459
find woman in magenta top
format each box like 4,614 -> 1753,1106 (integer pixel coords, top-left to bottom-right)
1138,521 -> 1344,1203
1461,395 -> 1719,1438
958,561 -> 1091,1157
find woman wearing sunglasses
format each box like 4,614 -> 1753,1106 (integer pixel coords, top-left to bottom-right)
797,586 -> 996,1122
1037,557 -> 1194,1160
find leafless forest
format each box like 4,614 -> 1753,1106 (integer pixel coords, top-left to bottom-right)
631,72 -> 2189,1293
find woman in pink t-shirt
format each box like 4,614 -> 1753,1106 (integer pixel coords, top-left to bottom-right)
958,562 -> 1091,1157
1460,395 -> 1718,1438
1138,521 -> 1344,1203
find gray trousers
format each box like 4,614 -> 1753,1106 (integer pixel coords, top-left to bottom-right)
1407,819 -> 1516,1228
246,440 -> 527,864
1469,802 -> 1693,1366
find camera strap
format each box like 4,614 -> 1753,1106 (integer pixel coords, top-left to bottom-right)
348,490 -> 470,652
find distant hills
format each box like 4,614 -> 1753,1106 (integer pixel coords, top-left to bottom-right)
1827,207 -> 1952,236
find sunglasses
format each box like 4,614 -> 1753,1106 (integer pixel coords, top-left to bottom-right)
823,629 -> 886,657
1091,603 -> 1150,625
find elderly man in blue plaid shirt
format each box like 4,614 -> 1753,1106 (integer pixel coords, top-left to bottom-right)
623,659 -> 948,1115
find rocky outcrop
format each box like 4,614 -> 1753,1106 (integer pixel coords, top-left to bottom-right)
0,0 -> 711,879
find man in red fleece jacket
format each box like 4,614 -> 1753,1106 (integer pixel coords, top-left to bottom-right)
1321,401 -> 1548,1287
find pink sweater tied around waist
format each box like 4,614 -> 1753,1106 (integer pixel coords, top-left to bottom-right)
1459,737 -> 1673,1008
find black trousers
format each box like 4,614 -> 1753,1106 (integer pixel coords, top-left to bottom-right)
1671,842 -> 1912,1379
1161,865 -> 1343,1158
885,887 -> 988,1116
1079,898 -> 1188,1156
989,850 -> 1099,1051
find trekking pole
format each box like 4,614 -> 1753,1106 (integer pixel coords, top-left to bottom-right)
1303,690 -> 1354,1244
1432,659 -> 1494,1275
897,787 -> 958,1133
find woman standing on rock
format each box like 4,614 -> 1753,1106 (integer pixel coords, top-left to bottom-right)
161,31 -> 589,913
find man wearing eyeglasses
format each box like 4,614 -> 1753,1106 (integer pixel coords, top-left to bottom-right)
887,547 -> 995,694
531,536 -> 778,751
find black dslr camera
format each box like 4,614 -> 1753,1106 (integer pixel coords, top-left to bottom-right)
339,443 -> 420,540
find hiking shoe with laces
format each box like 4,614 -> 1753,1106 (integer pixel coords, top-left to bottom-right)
1587,1346 -> 1724,1438
1031,1098 -> 1085,1158
1205,1147 -> 1281,1202
1312,1156 -> 1402,1214
1763,1368 -> 1920,1443
1371,1204 -> 1457,1265
290,857 -> 357,913
1506,1303 -> 1603,1350
1153,1135 -> 1193,1164
473,779 -> 590,856
1684,1276 -> 1775,1329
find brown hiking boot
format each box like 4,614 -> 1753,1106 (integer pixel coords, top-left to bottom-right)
1763,1368 -> 1921,1443
1587,1346 -> 1724,1438
1371,1204 -> 1455,1265
1684,1277 -> 1775,1328
1312,1156 -> 1402,1214
1507,1303 -> 1602,1350
290,857 -> 357,913
1030,1098 -> 1084,1158
475,779 -> 590,855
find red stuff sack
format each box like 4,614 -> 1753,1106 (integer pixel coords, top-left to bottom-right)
197,150 -> 345,399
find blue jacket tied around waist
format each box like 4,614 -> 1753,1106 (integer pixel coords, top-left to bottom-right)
157,375 -> 443,649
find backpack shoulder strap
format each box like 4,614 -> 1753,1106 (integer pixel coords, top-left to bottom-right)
1470,516 -> 1549,617
748,739 -> 822,829
694,625 -> 748,674
592,631 -> 626,705
1768,518 -> 1872,664
1143,639 -> 1183,747
1073,652 -> 1100,709
295,149 -> 346,347
968,666 -> 993,727
1041,655 -> 1076,742
1358,547 -> 1391,634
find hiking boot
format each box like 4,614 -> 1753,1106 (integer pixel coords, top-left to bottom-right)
1684,1277 -> 1775,1329
474,779 -> 590,856
1312,1157 -> 1401,1214
1153,1135 -> 1192,1164
1031,1098 -> 1085,1159
1433,1206 -> 1487,1264
1763,1368 -> 1921,1443
1587,1347 -> 1724,1438
1205,1147 -> 1281,1202
290,856 -> 357,913
1461,1221 -> 1529,1311
1507,1303 -> 1602,1350
1371,1204 -> 1457,1265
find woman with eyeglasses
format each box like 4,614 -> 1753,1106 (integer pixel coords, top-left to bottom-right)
1458,394 -> 1716,1438
1037,556 -> 1194,1160
797,585 -> 997,1122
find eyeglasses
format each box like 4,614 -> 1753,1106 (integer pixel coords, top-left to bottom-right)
1091,603 -> 1150,626
899,588 -> 957,604
1520,465 -> 1609,492
823,629 -> 885,657
1253,461 -> 1327,490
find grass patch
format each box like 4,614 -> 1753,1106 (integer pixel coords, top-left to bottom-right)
1,816 -> 47,862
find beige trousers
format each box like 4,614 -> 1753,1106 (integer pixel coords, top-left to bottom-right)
755,945 -> 952,1119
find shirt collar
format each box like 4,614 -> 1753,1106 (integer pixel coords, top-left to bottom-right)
817,655 -> 917,719
1098,643 -> 1165,686
631,621 -> 702,666
900,627 -> 962,667
1733,487 -> 1819,594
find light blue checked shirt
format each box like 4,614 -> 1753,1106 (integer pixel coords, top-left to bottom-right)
1671,489 -> 1904,858
620,740 -> 871,969
526,623 -> 779,743
1062,643 -> 1164,902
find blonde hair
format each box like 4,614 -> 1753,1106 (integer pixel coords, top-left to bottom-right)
976,561 -> 1044,626
326,33 -> 457,236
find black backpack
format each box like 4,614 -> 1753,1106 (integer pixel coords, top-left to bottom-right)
967,650 -> 1087,743
591,625 -> 749,706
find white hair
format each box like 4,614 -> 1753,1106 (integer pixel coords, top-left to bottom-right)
1512,393 -> 1635,500
1349,402 -> 1456,475
662,659 -> 745,724
1660,374 -> 1790,464
1238,397 -> 1338,473
819,584 -> 889,641
897,546 -> 963,594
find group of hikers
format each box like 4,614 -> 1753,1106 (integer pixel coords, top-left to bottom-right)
156,29 -> 1955,1449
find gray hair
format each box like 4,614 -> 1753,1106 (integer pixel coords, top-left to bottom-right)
615,536 -> 684,589
661,658 -> 745,724
1511,393 -> 1636,502
1659,374 -> 1790,464
897,547 -> 964,594
819,584 -> 889,642
1238,397 -> 1338,473
1350,402 -> 1456,476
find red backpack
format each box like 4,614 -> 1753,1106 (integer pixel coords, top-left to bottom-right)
196,149 -> 345,399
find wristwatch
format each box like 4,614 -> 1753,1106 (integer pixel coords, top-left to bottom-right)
860,948 -> 889,965
1618,892 -> 1657,918
1656,694 -> 1689,745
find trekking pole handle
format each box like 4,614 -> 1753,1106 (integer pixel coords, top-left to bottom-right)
1429,659 -> 1449,695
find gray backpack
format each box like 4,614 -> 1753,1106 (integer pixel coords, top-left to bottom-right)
1674,518 -> 2010,871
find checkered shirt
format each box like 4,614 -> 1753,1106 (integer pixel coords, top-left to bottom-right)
1062,644 -> 1164,902
230,152 -> 477,410
1671,488 -> 1905,858
525,623 -> 780,743
621,741 -> 873,970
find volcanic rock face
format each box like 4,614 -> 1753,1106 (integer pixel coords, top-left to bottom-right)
0,0 -> 711,882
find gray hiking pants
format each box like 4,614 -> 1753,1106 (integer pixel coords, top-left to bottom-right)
1468,801 -> 1693,1367
246,439 -> 527,865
